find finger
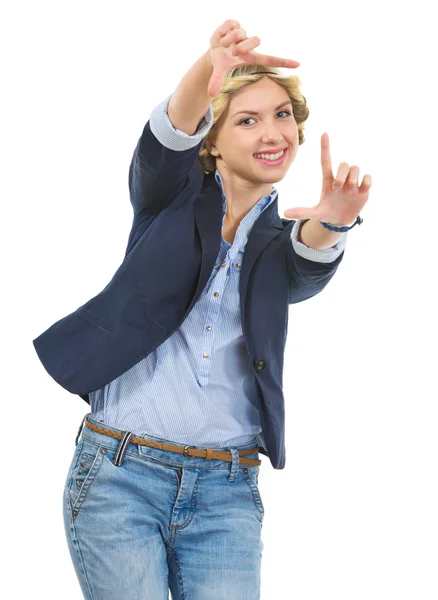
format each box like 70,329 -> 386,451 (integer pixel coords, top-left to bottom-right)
231,36 -> 261,56
216,19 -> 241,37
207,69 -> 225,97
210,20 -> 241,46
359,174 -> 372,194
219,27 -> 246,56
321,132 -> 333,182
214,27 -> 251,64
332,162 -> 350,191
345,166 -> 360,193
252,52 -> 300,68
220,27 -> 247,50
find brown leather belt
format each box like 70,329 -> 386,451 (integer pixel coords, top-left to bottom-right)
84,418 -> 262,467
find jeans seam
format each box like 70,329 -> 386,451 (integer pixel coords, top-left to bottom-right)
168,548 -> 186,600
243,470 -> 265,516
68,491 -> 96,600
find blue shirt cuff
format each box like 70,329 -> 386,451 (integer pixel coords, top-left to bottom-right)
149,93 -> 214,151
290,219 -> 347,263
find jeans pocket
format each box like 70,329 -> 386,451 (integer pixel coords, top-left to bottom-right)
65,440 -> 84,492
242,466 -> 265,522
68,440 -> 106,522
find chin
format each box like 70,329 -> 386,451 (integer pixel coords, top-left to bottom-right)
262,168 -> 289,182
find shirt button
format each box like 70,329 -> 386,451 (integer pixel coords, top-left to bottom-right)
235,263 -> 241,269
206,326 -> 212,331
203,353 -> 209,358
222,262 -> 226,267
213,291 -> 219,297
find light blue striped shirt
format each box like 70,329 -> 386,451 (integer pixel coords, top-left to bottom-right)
89,94 -> 347,451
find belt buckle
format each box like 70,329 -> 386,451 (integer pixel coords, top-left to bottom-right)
183,445 -> 197,458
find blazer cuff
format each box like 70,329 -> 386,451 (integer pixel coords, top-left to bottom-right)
149,93 -> 214,151
290,219 -> 347,263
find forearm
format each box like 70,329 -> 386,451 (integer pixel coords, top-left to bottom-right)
298,219 -> 345,249
167,51 -> 213,136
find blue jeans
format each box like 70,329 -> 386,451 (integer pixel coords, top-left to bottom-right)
63,413 -> 265,599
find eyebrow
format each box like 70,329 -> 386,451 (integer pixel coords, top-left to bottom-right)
232,100 -> 292,118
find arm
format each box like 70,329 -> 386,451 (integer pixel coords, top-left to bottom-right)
286,219 -> 347,304
167,51 -> 213,135
129,51 -> 214,215
298,218 -> 345,249
290,218 -> 347,264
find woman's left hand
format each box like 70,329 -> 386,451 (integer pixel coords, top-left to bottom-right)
284,132 -> 372,225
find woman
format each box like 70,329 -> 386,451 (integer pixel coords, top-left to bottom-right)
33,19 -> 371,600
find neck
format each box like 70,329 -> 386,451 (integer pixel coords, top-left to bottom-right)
216,167 -> 274,223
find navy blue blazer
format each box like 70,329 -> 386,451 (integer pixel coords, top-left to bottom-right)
32,118 -> 344,469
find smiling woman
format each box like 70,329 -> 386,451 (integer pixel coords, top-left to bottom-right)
32,17 -> 358,600
198,63 -> 309,175
195,65 -> 309,224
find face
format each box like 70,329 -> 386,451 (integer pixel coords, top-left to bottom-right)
209,76 -> 299,190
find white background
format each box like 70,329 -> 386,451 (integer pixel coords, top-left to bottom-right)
2,1 -> 437,598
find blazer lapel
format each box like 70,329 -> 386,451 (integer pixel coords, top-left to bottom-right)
239,201 -> 284,313
194,174 -> 285,310
193,177 -> 223,303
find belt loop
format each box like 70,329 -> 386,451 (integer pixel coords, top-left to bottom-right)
227,448 -> 239,482
75,413 -> 90,446
113,431 -> 135,467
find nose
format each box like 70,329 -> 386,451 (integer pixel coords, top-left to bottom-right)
261,122 -> 284,144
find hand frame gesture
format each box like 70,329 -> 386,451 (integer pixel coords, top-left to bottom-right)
207,20 -> 300,98
284,133 -> 372,226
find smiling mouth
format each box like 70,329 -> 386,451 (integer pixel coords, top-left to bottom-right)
253,147 -> 288,164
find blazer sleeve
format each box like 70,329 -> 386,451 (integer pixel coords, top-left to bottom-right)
286,219 -> 347,304
128,93 -> 214,215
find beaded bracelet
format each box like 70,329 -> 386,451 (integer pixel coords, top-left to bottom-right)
320,216 -> 363,232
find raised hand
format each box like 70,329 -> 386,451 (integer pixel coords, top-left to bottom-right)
284,132 -> 372,225
207,19 -> 300,98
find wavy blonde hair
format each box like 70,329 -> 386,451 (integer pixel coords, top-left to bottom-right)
198,64 -> 310,174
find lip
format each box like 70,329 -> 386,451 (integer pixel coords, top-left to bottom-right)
253,147 -> 288,166
253,146 -> 287,156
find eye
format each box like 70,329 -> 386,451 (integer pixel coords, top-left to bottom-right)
238,110 -> 292,126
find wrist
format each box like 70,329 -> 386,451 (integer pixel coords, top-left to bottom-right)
320,218 -> 355,227
319,216 -> 363,233
205,48 -> 213,68
298,219 -> 345,249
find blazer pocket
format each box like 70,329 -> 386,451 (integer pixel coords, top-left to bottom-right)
76,307 -> 114,332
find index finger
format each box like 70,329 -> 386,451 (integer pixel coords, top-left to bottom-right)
253,53 -> 300,68
321,132 -> 334,181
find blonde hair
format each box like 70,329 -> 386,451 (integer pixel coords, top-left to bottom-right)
198,64 -> 310,174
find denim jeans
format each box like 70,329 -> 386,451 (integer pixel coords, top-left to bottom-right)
63,413 -> 265,599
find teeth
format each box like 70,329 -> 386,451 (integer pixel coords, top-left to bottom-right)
254,149 -> 285,160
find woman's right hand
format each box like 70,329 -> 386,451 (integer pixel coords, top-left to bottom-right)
206,19 -> 300,98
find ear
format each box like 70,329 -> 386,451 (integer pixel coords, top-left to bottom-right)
209,142 -> 219,157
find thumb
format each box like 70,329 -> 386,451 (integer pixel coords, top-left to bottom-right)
207,67 -> 225,98
284,207 -> 317,220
